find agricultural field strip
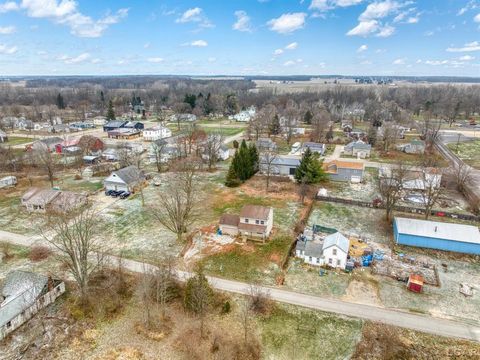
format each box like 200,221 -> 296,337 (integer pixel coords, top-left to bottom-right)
0,229 -> 479,342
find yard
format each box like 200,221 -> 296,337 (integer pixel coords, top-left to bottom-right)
448,140 -> 480,169
2,136 -> 34,146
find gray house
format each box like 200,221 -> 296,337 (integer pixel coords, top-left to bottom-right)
260,155 -> 301,176
323,160 -> 365,183
256,138 -> 277,151
0,271 -> 65,340
302,142 -> 326,156
104,165 -> 145,192
397,139 -> 425,154
31,137 -> 63,152
344,140 -> 371,158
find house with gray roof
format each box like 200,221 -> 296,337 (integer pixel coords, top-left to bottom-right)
0,271 -> 65,340
397,139 -> 425,154
21,188 -> 87,213
296,232 -> 350,269
103,165 -> 145,193
259,155 -> 301,176
103,120 -> 128,132
343,140 -> 372,158
31,137 -> 63,152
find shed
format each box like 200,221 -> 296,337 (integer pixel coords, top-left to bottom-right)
407,274 -> 424,293
393,217 -> 480,255
219,214 -> 240,236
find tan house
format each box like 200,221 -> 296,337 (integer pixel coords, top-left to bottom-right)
21,188 -> 87,213
219,205 -> 274,242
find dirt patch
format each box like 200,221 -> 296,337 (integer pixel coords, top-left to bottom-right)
342,279 -> 382,306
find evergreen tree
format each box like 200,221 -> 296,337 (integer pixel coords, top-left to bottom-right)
100,91 -> 105,104
232,140 -> 239,149
225,161 -> 241,187
304,110 -> 313,124
106,100 -> 116,120
248,143 -> 259,175
294,147 -> 327,184
269,114 -> 281,135
56,93 -> 65,109
184,93 -> 197,109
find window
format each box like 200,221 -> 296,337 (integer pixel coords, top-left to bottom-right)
255,220 -> 259,224
245,219 -> 249,223
328,258 -> 332,264
332,249 -> 337,256
6,321 -> 11,328
309,256 -> 312,262
260,221 -> 265,225
337,259 -> 341,266
316,258 -> 320,264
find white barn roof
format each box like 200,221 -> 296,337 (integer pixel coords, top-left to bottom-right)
395,217 -> 480,245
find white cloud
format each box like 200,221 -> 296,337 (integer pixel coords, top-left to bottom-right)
147,57 -> 164,63
176,7 -> 202,23
0,1 -> 18,13
273,48 -> 284,55
208,57 -> 216,62
309,0 -> 363,11
357,44 -> 368,52
233,10 -> 252,32
392,58 -> 406,65
60,52 -> 91,64
143,42 -> 150,49
283,60 -> 296,66
0,26 -> 15,34
18,1 -> 128,38
346,20 -> 379,36
285,42 -> 298,50
475,13 -> 480,22
406,16 -> 419,24
376,25 -> 395,37
359,0 -> 402,21
91,58 -> 101,64
176,7 -> 213,28
447,41 -> 480,52
360,60 -> 372,65
0,43 -> 17,54
267,12 -> 306,34
185,40 -> 208,47
424,60 -> 450,66
459,55 -> 475,61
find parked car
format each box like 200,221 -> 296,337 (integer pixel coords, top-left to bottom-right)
105,189 -> 115,196
119,191 -> 131,199
111,190 -> 125,198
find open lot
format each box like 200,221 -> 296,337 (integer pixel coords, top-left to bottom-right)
448,139 -> 480,169
2,136 -> 34,146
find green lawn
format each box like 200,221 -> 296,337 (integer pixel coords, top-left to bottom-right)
198,126 -> 245,137
2,136 -> 34,146
448,140 -> 480,169
259,305 -> 362,360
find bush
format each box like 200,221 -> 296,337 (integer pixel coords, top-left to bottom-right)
221,300 -> 231,314
29,245 -> 52,262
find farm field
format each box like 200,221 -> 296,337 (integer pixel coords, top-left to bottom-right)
448,140 -> 480,169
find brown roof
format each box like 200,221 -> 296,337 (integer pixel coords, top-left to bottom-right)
323,160 -> 365,172
408,274 -> 424,285
238,222 -> 267,233
219,214 -> 240,227
239,205 -> 271,220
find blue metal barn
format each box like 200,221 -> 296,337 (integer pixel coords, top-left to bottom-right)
393,217 -> 480,255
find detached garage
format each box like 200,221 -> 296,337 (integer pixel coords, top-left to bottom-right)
393,217 -> 480,255
104,165 -> 145,193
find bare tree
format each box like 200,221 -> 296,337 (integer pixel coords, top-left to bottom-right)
450,162 -> 473,195
311,106 -> 331,143
202,133 -> 224,170
184,266 -> 212,338
260,148 -> 278,192
419,168 -> 444,219
34,147 -> 58,187
42,206 -> 104,302
151,140 -> 167,173
377,163 -> 409,222
150,161 -> 198,241
283,100 -> 299,145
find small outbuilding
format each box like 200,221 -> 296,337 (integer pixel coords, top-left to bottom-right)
407,274 -> 424,293
0,176 -> 17,188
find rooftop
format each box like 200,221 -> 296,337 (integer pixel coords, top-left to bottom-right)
395,217 -> 480,245
240,205 -> 271,220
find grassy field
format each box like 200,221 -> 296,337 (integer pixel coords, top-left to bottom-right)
448,140 -> 480,169
198,125 -> 245,137
260,305 -> 363,360
369,149 -> 448,166
2,136 -> 34,146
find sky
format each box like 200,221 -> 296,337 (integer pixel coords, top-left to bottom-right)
0,0 -> 479,77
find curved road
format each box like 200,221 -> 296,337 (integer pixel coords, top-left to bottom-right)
1,229 -> 479,342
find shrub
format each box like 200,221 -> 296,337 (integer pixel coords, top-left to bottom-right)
29,245 -> 52,262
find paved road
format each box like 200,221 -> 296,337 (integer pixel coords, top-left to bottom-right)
0,229 -> 479,342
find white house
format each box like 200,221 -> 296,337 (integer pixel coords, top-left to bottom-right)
92,116 -> 107,126
218,145 -> 230,161
0,271 -> 65,340
296,232 -> 350,269
0,130 -> 7,143
228,106 -> 256,122
142,126 -> 172,141
219,205 -> 273,242
0,176 -> 17,189
104,165 -> 145,193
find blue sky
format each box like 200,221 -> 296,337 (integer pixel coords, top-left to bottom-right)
0,0 -> 479,76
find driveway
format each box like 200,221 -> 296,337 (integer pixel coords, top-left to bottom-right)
0,229 -> 479,342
